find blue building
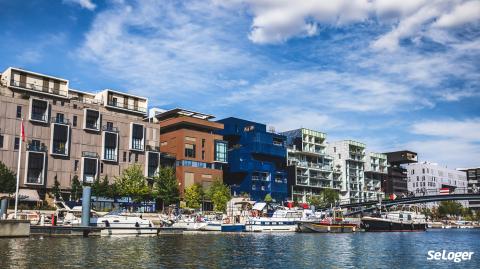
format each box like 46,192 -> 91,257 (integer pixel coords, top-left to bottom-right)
216,117 -> 288,202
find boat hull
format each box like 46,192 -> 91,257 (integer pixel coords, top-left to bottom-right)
100,227 -> 158,236
221,224 -> 245,232
245,224 -> 297,232
361,217 -> 427,232
297,222 -> 357,233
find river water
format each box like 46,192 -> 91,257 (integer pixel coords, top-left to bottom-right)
0,229 -> 478,268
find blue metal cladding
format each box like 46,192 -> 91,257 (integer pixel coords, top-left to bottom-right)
216,117 -> 288,202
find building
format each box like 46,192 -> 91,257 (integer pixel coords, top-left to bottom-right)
364,152 -> 388,201
383,151 -> 418,196
280,128 -> 341,203
457,167 -> 480,211
327,140 -> 367,203
217,117 -> 288,202
155,108 -> 227,195
406,162 -> 468,196
0,67 -> 161,201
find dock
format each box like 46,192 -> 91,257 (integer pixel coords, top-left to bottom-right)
30,225 -> 186,237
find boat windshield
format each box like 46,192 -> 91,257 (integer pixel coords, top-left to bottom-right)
104,209 -> 126,216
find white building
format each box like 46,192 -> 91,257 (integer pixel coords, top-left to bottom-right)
406,162 -> 468,196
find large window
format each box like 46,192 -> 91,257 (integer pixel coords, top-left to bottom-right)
51,122 -> 70,156
147,152 -> 160,178
84,109 -> 100,131
130,123 -> 144,151
82,157 -> 98,183
102,131 -> 118,162
185,143 -> 196,158
214,140 -> 227,163
25,152 -> 45,185
29,98 -> 49,123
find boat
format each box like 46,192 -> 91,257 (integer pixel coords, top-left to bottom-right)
221,223 -> 245,232
7,211 -> 40,225
95,211 -> 157,235
245,208 -> 304,232
361,210 -> 427,232
198,220 -> 222,231
297,209 -> 357,233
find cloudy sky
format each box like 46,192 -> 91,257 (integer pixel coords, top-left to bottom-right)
1,0 -> 479,168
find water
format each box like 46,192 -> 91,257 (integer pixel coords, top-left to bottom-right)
0,230 -> 479,268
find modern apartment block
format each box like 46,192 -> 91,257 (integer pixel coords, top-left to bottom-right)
280,128 -> 341,203
155,109 -> 227,195
458,167 -> 480,210
326,140 -> 367,203
217,118 -> 288,202
406,162 -> 468,197
0,67 -> 161,201
364,152 -> 388,201
384,151 -> 418,196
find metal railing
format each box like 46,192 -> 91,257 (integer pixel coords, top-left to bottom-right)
10,79 -> 68,97
102,125 -> 119,132
51,117 -> 70,125
107,100 -> 147,113
31,112 -> 48,122
27,143 -> 47,152
82,151 -> 98,158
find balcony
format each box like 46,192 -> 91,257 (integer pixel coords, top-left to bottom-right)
106,99 -> 147,114
10,79 -> 68,98
103,125 -> 119,133
51,117 -> 70,125
27,143 -> 47,152
146,145 -> 160,152
249,141 -> 286,158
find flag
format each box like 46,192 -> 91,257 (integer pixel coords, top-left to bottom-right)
389,193 -> 397,200
20,119 -> 26,142
439,188 -> 450,195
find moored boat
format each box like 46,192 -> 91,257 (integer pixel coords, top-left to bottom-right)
95,211 -> 157,236
297,218 -> 357,233
245,208 -> 304,232
361,210 -> 427,232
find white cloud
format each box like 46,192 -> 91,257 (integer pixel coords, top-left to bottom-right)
220,0 -> 480,50
63,0 -> 97,11
411,118 -> 480,142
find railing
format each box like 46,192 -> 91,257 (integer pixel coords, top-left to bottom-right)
146,145 -> 160,152
131,138 -> 144,151
103,149 -> 117,161
27,143 -> 47,152
107,100 -> 147,113
52,142 -> 67,155
251,176 -> 269,182
85,121 -> 99,130
10,79 -> 68,97
31,112 -> 48,122
51,117 -> 70,125
82,151 -> 98,158
102,125 -> 119,132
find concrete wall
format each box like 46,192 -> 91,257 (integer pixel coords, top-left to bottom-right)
0,220 -> 30,237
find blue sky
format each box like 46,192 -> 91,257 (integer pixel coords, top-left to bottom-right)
0,0 -> 479,168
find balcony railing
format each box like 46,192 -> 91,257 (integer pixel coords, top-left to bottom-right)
102,125 -> 119,133
10,79 -> 68,97
85,121 -> 99,130
131,138 -> 144,151
27,143 -> 47,152
146,145 -> 160,152
251,176 -> 270,182
82,151 -> 98,158
107,100 -> 147,113
51,117 -> 70,125
31,112 -> 48,122
52,142 -> 67,155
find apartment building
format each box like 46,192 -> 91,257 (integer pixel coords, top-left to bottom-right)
217,118 -> 288,202
281,128 -> 341,203
458,167 -> 480,210
0,67 -> 160,201
155,109 -> 227,195
364,152 -> 387,201
406,162 -> 468,196
326,140 -> 366,203
384,151 -> 418,196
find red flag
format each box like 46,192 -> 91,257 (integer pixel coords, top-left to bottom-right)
389,193 -> 397,200
439,188 -> 450,195
21,119 -> 26,142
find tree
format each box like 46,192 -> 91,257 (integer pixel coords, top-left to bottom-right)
115,164 -> 151,203
322,189 -> 340,206
52,174 -> 61,199
264,193 -> 273,203
207,179 -> 231,212
0,161 -> 16,195
438,201 -> 463,217
184,184 -> 203,209
70,175 -> 83,201
153,167 -> 179,210
307,195 -> 323,208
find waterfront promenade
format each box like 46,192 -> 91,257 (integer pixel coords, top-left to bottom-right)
0,229 -> 478,268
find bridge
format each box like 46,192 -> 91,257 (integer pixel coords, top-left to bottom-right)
323,192 -> 480,216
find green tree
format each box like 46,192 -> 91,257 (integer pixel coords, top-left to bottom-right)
307,195 -> 323,208
70,175 -> 83,201
0,161 -> 16,195
207,179 -> 231,212
115,164 -> 151,203
153,167 -> 180,210
438,201 -> 463,217
184,184 -> 203,209
264,193 -> 273,203
52,175 -> 61,199
322,189 -> 340,206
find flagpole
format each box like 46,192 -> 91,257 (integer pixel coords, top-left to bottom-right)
14,119 -> 23,219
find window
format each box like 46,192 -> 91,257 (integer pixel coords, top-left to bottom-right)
202,139 -> 205,148
55,113 -> 64,123
82,158 -> 98,183
74,160 -> 79,171
51,121 -> 70,156
103,131 -> 118,161
338,154 -> 341,159
107,122 -> 113,130
25,152 -> 45,185
73,116 -> 77,127
73,104 -> 77,109
100,163 -> 104,173
135,153 -> 138,163
112,97 -> 118,106
123,152 -> 127,162
147,152 -> 160,178
0,135 -> 3,149
202,150 -> 205,160
61,101 -> 64,106
130,123 -> 144,151
214,140 -> 227,162
14,137 -> 20,150
16,106 -> 22,118
185,143 -> 196,158
84,109 -> 100,131
333,147 -> 336,153
30,99 -> 49,122
411,169 -> 414,175
129,152 -> 132,162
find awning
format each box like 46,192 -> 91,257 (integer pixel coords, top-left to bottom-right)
252,202 -> 267,211
17,189 -> 41,202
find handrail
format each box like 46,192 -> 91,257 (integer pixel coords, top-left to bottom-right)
10,79 -> 68,97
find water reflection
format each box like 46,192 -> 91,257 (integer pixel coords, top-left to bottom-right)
0,230 -> 479,269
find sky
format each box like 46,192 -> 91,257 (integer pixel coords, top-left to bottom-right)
0,0 -> 479,168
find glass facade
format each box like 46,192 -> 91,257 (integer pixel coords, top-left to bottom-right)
215,140 -> 227,162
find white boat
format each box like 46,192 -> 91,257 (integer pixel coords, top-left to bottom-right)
170,216 -> 208,230
198,220 -> 222,231
95,211 -> 157,236
245,208 -> 305,232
